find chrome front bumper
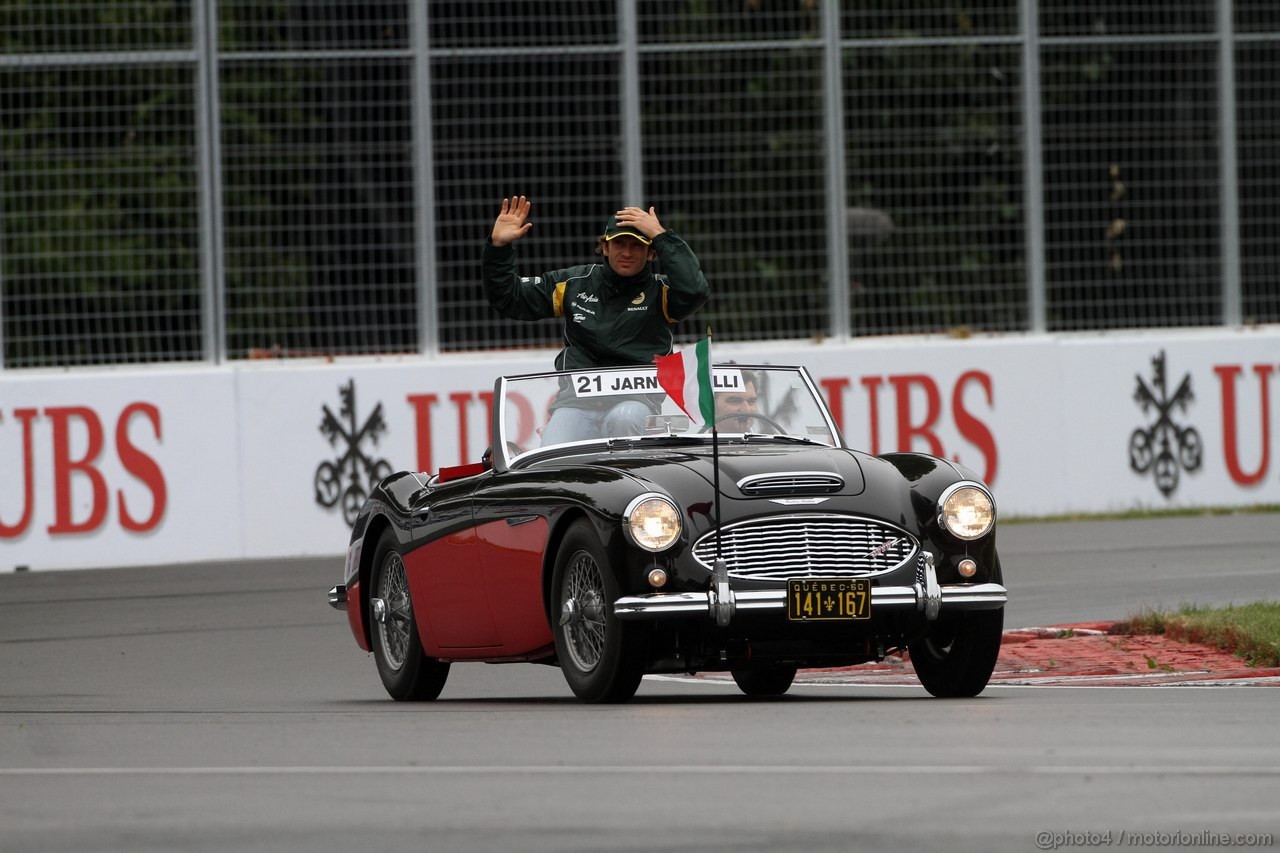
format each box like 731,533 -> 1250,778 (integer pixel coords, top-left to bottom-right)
613,555 -> 1005,625
613,583 -> 1007,621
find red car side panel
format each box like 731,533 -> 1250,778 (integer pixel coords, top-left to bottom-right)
403,528 -> 503,654
476,517 -> 554,654
346,579 -> 370,652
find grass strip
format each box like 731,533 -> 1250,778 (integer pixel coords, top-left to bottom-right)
1120,602 -> 1280,667
1005,503 -> 1280,524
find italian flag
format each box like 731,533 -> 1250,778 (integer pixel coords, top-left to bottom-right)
655,337 -> 715,429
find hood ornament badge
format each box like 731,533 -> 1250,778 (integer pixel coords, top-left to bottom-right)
767,497 -> 830,506
867,537 -> 902,558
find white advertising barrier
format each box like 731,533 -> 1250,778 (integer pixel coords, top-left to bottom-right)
2,327 -> 1278,571
792,330 -> 1279,517
0,368 -> 242,570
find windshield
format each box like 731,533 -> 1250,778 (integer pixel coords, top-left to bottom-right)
494,364 -> 842,467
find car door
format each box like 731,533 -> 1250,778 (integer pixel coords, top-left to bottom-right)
472,474 -> 556,656
402,476 -> 503,653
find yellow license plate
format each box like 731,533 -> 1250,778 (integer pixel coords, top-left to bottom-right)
786,578 -> 871,621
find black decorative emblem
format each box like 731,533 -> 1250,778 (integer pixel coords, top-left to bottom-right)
1130,351 -> 1202,497
316,380 -> 391,525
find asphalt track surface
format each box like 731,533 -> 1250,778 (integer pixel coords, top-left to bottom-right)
2,515 -> 1278,853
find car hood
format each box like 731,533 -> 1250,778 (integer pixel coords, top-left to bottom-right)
585,442 -> 867,499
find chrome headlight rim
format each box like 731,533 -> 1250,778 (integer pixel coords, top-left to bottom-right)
936,481 -> 996,541
622,493 -> 682,553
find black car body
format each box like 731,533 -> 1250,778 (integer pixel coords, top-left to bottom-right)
330,364 -> 1007,702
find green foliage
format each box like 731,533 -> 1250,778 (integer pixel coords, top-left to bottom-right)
2,1 -> 1250,365
0,1 -> 188,52
218,61 -> 325,354
1,61 -> 201,366
1123,602 -> 1280,668
1004,504 -> 1280,524
2,1 -> 416,364
845,37 -> 1026,335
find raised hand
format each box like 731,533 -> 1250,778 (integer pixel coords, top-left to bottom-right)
491,196 -> 533,247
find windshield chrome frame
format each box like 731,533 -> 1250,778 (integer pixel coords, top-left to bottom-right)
489,364 -> 845,473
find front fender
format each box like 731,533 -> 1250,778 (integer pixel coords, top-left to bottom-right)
877,452 -> 999,585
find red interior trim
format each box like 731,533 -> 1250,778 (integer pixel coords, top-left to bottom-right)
437,462 -> 487,483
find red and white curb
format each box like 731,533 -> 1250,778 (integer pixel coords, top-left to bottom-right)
654,623 -> 1280,688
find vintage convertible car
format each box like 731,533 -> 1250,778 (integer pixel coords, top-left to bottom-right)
328,364 -> 1007,703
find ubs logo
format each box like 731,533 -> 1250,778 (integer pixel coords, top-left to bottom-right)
316,379 -> 391,525
1130,350 -> 1202,497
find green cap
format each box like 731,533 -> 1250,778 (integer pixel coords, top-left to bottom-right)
603,215 -> 653,245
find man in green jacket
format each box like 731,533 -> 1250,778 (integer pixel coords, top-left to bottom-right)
483,195 -> 709,445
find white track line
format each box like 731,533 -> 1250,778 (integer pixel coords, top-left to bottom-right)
1,764 -> 1277,777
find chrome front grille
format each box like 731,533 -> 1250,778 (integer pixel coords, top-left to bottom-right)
737,472 -> 843,497
692,514 -> 919,581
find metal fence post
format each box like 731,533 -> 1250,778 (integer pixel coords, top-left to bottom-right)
194,0 -> 227,363
1020,0 -> 1046,333
1217,0 -> 1242,327
822,0 -> 850,342
619,0 -> 644,205
411,1 -> 440,356
0,188 -> 6,370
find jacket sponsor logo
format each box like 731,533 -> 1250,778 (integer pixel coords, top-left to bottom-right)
316,379 -> 391,526
1130,350 -> 1202,497
572,313 -> 587,324
519,276 -> 543,285
631,292 -> 645,305
576,293 -> 599,303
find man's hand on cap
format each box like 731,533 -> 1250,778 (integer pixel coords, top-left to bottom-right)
614,206 -> 665,240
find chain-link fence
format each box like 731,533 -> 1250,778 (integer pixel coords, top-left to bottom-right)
2,1 -> 1277,369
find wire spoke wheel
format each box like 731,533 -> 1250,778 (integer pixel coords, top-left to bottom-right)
562,551 -> 607,672
377,552 -> 412,671
369,530 -> 450,701
551,520 -> 647,703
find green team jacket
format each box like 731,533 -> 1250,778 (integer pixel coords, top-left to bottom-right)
482,231 -> 710,372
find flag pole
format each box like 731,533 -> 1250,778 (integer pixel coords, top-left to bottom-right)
707,327 -> 733,626
709,326 -> 723,564
655,326 -> 732,626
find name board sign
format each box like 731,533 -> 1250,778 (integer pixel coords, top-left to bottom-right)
571,369 -> 744,398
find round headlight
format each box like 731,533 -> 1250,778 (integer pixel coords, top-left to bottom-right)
624,495 -> 682,552
939,485 -> 995,540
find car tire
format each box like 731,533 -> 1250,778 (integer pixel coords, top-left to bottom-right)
370,529 -> 450,701
909,608 -> 1004,698
730,666 -> 797,697
551,520 -> 646,704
